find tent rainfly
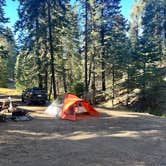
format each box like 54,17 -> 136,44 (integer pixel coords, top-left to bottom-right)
45,93 -> 99,121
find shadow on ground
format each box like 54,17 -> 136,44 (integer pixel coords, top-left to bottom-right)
0,104 -> 166,166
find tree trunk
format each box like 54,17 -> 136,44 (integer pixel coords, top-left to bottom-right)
44,69 -> 48,92
161,5 -> 166,52
84,0 -> 88,94
112,64 -> 115,107
142,58 -> 146,96
43,40 -> 48,92
88,55 -> 92,88
62,66 -> 67,93
35,18 -> 43,89
91,3 -> 96,105
91,56 -> 96,105
49,75 -> 52,100
101,6 -> 106,91
48,0 -> 57,99
126,65 -> 130,106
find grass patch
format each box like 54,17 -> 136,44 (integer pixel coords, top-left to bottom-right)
0,88 -> 21,96
161,114 -> 166,118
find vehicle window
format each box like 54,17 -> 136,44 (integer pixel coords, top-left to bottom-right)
33,90 -> 41,94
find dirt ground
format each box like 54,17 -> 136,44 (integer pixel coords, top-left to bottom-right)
0,96 -> 166,166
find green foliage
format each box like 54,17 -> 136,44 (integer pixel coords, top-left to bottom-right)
0,27 -> 16,87
12,0 -> 166,115
5,28 -> 17,79
0,0 -> 8,33
15,51 -> 39,89
68,82 -> 85,97
15,0 -> 81,97
132,83 -> 166,116
162,114 -> 166,118
126,0 -> 166,115
0,57 -> 7,87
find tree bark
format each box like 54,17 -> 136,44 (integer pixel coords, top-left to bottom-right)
84,0 -> 88,94
101,5 -> 106,91
35,18 -> 43,89
48,0 -> 57,99
91,3 -> 96,105
43,41 -> 48,92
62,65 -> 67,93
126,65 -> 130,106
112,64 -> 115,107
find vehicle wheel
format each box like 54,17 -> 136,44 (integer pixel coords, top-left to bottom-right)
42,101 -> 46,105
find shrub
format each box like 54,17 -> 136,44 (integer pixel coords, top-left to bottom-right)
68,82 -> 85,97
131,85 -> 166,116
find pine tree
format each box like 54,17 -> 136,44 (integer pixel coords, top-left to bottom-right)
15,0 -> 80,97
0,0 -> 8,56
137,0 -> 164,91
98,0 -> 121,92
5,27 -> 17,80
0,32 -> 8,87
57,2 -> 81,94
0,0 -> 9,87
126,0 -> 145,105
127,0 -> 166,112
0,0 -> 8,34
97,0 -> 127,105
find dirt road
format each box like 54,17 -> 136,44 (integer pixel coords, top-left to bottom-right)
0,95 -> 166,166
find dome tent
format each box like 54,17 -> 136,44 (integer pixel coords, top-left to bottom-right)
45,93 -> 99,120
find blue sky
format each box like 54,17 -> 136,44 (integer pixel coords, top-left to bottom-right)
4,0 -> 134,29
4,0 -> 19,29
121,0 -> 134,20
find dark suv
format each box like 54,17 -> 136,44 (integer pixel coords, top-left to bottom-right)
22,87 -> 47,105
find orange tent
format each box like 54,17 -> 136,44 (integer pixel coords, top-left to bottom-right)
61,94 -> 99,121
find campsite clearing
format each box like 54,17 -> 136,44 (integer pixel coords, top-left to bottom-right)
0,96 -> 166,166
